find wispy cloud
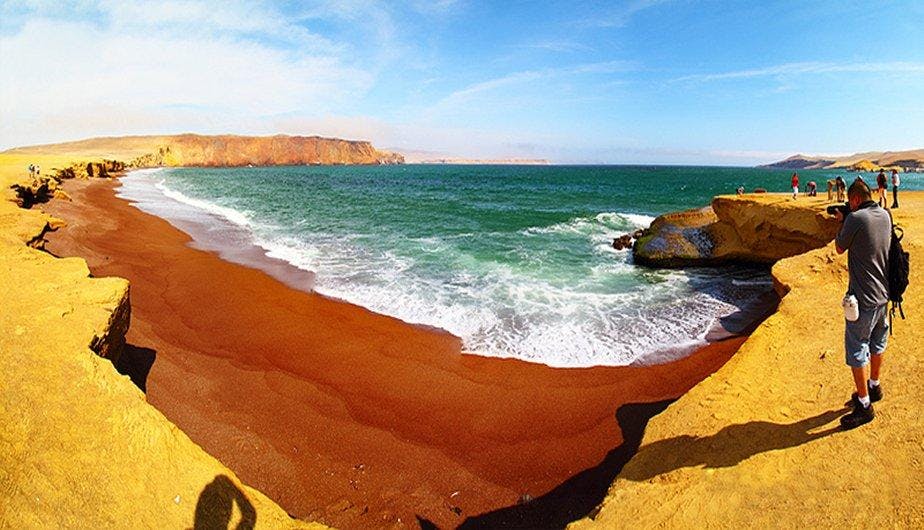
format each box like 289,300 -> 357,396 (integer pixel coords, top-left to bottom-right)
517,40 -> 594,53
577,0 -> 673,28
428,60 -> 634,111
675,61 -> 924,83
409,0 -> 464,15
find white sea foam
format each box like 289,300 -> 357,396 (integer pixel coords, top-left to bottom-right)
523,211 -> 653,240
153,181 -> 253,228
621,213 -> 657,228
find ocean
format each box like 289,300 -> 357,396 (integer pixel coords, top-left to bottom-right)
118,165 -> 919,367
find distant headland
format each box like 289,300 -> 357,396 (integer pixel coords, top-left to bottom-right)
760,148 -> 924,172
2,134 -> 404,167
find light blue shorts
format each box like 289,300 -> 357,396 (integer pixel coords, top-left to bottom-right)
845,304 -> 889,368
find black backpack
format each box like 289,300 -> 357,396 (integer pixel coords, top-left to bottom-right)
888,216 -> 910,333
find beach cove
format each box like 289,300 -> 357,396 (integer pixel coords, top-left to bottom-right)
38,173 -> 749,528
2,143 -> 922,529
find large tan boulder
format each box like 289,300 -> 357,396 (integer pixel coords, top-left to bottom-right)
633,195 -> 840,267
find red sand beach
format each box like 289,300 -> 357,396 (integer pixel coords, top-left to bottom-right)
44,178 -> 748,529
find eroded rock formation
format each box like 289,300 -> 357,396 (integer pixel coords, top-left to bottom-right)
633,195 -> 841,267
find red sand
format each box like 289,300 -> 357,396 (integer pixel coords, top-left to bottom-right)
44,178 -> 747,529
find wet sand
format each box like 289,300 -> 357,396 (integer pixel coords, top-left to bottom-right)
44,177 -> 749,529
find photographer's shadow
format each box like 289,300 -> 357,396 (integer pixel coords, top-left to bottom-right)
620,407 -> 845,482
193,475 -> 256,530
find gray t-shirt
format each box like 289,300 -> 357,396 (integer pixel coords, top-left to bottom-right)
835,202 -> 891,308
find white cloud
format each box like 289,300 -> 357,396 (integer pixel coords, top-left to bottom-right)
675,61 -> 924,83
0,1 -> 395,149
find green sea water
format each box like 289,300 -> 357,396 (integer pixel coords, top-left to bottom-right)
119,165 -> 919,367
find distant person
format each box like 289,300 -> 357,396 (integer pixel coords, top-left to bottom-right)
807,181 -> 817,197
833,177 -> 891,430
876,169 -> 888,207
791,172 -> 799,199
891,169 -> 900,209
835,176 -> 847,202
826,179 -> 836,201
736,185 -> 745,195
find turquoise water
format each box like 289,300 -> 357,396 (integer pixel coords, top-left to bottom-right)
119,165 -> 920,367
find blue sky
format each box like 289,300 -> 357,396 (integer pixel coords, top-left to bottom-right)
1,0 -> 923,164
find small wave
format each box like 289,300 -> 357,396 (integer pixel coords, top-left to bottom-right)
731,279 -> 775,287
620,213 -> 656,228
523,211 -> 654,240
154,180 -> 253,228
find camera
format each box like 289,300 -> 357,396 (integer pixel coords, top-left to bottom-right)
826,202 -> 850,217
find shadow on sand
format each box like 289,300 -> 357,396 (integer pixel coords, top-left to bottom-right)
618,406 -> 845,482
458,400 -> 673,530
114,343 -> 156,392
458,403 -> 845,529
193,475 -> 256,530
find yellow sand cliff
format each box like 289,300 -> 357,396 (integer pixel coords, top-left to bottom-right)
0,153 -> 325,529
574,193 -> 924,528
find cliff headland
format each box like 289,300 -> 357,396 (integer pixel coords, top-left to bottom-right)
4,133 -> 404,167
762,148 -> 924,172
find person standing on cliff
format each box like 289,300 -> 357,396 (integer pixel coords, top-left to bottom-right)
891,169 -> 900,209
836,176 -> 847,202
834,177 -> 891,430
791,172 -> 799,199
876,169 -> 888,207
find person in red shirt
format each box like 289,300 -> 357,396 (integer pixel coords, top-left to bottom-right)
791,172 -> 799,199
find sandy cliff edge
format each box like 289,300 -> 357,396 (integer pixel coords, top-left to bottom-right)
0,152 -> 325,529
574,193 -> 924,528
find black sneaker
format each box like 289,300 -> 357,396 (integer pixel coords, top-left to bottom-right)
844,382 -> 883,407
840,402 -> 875,430
868,382 -> 883,402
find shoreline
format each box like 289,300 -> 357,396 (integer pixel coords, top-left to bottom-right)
43,176 -> 754,528
116,167 -> 773,369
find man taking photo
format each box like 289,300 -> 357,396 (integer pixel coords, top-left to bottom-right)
834,177 -> 891,429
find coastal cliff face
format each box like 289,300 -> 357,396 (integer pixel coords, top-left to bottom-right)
4,134 -> 404,167
572,193 -> 924,528
0,152 -> 324,529
633,195 -> 841,267
762,148 -> 924,171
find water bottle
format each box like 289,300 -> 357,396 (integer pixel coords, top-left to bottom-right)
842,293 -> 859,322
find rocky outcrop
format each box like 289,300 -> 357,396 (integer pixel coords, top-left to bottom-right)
850,159 -> 876,172
633,195 -> 841,267
10,159 -> 124,208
